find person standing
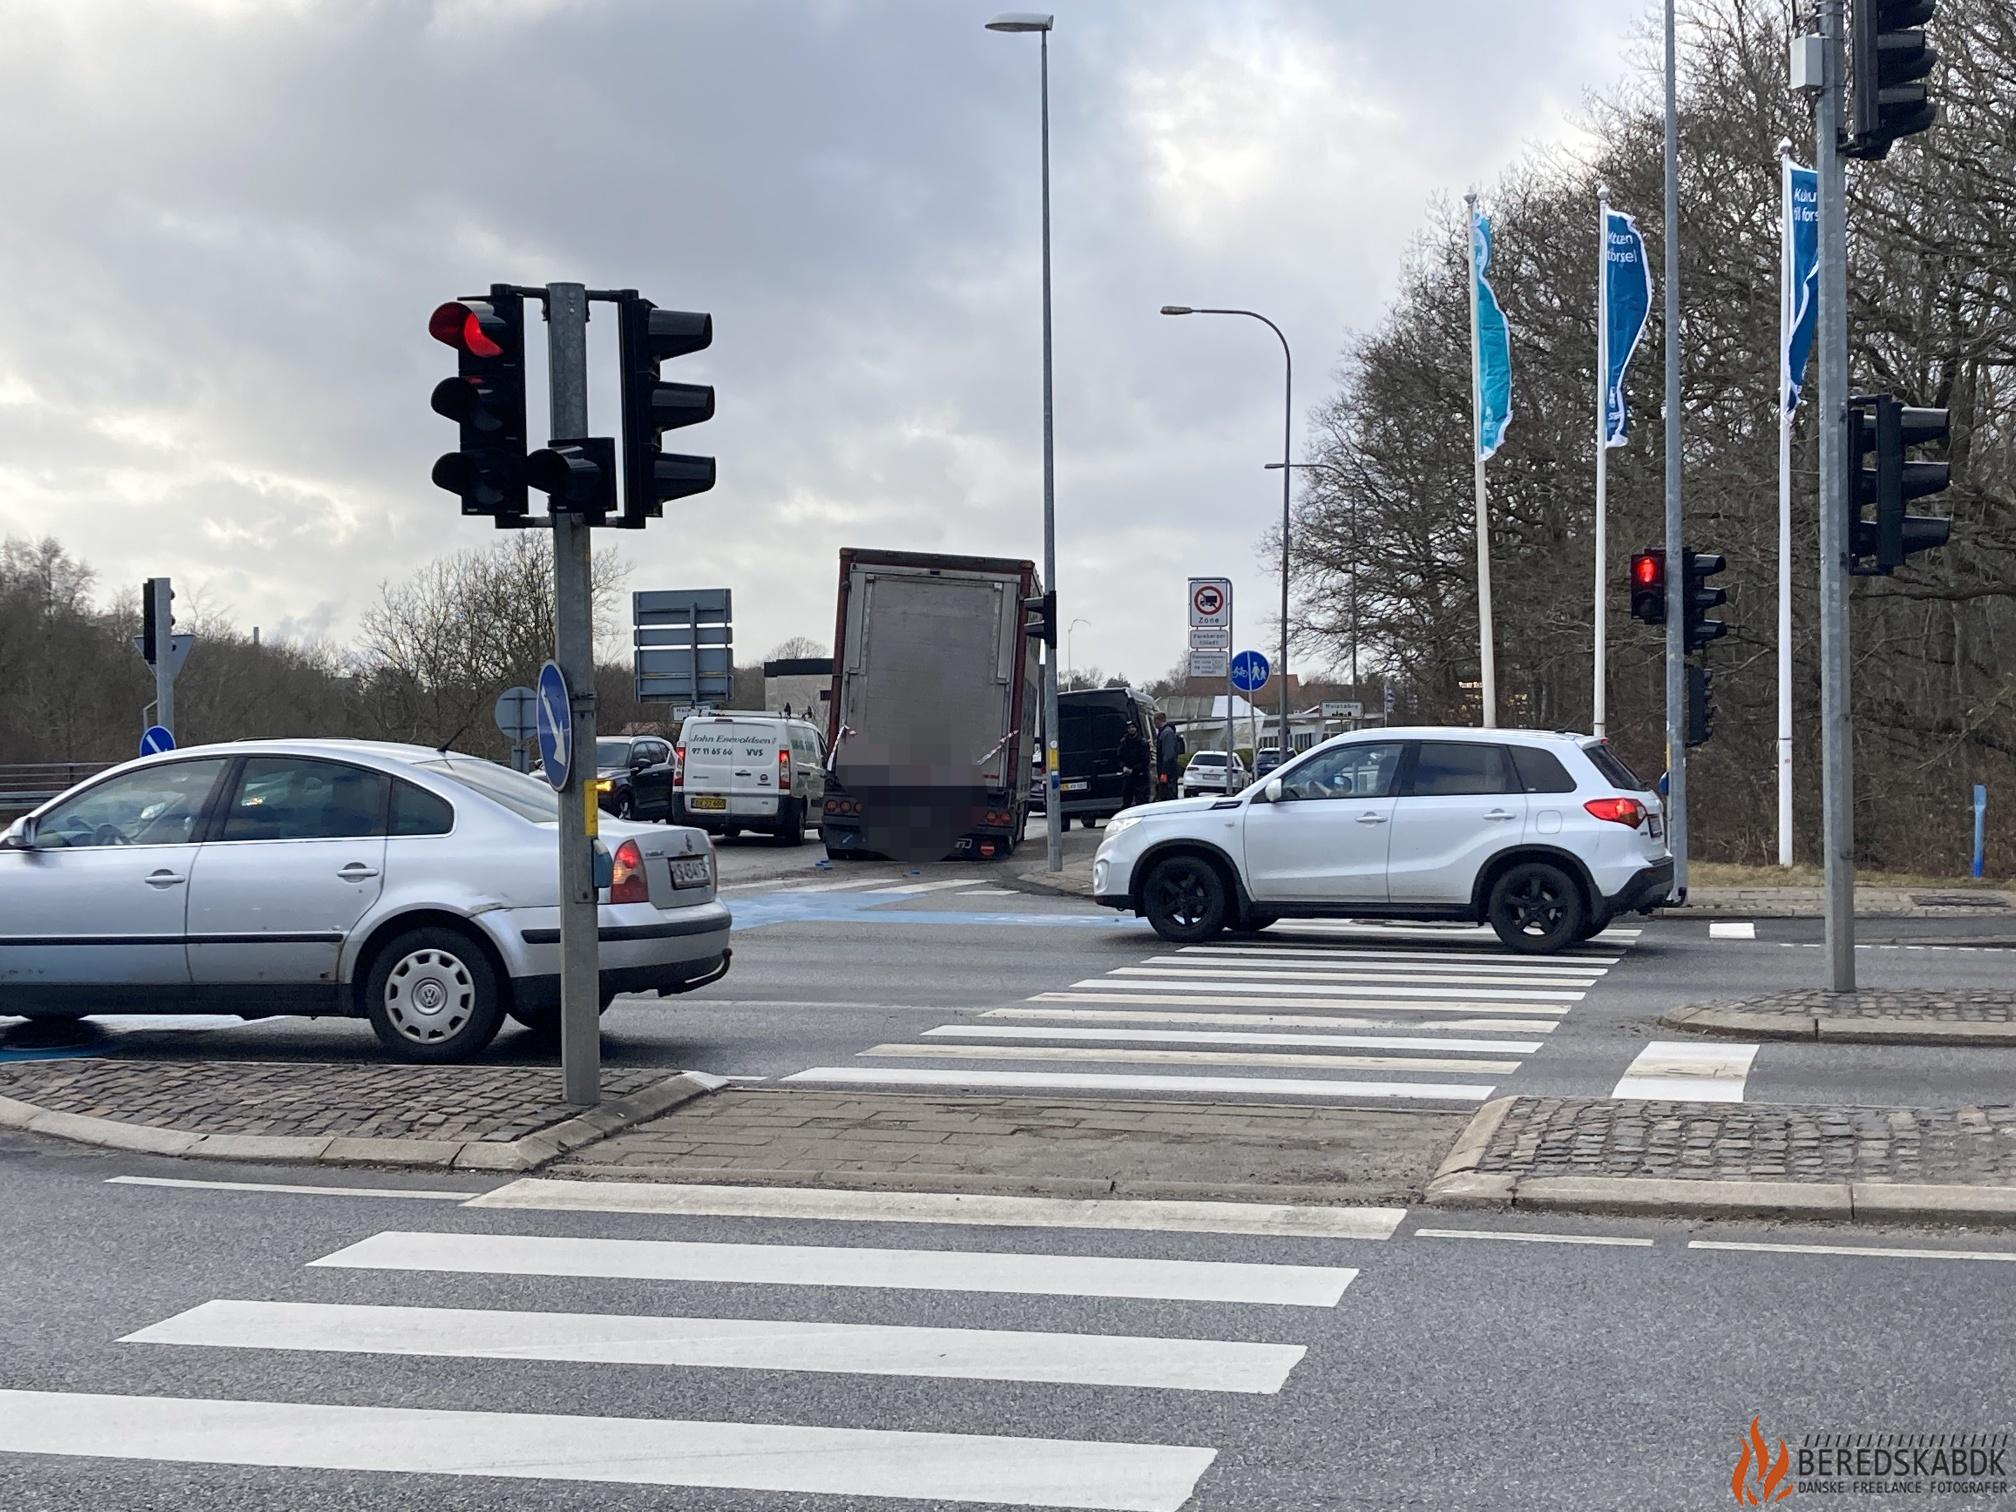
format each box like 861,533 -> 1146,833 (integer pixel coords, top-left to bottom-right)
1116,719 -> 1151,811
1153,713 -> 1184,804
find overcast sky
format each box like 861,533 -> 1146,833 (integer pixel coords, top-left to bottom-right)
0,0 -> 1645,686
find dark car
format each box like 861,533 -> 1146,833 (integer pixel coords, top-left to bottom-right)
1047,686 -> 1158,828
593,735 -> 677,820
1253,745 -> 1286,778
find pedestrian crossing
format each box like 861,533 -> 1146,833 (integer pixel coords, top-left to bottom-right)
2,1180 -> 1390,1508
783,919 -> 1640,1105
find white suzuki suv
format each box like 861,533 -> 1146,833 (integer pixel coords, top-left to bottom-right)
1092,727 -> 1673,954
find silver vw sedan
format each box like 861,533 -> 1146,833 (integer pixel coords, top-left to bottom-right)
0,740 -> 731,1061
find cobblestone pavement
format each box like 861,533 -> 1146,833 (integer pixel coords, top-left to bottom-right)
1661,886 -> 2016,917
568,1087 -> 1468,1200
0,1059 -> 667,1143
1703,988 -> 2016,1023
1665,986 -> 2016,1044
1473,1095 -> 2016,1185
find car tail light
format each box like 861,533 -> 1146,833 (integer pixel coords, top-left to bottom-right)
609,838 -> 648,903
672,745 -> 685,790
1584,797 -> 1647,829
778,746 -> 792,785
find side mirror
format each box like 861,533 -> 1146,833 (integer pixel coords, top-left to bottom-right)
2,814 -> 38,850
1262,779 -> 1284,805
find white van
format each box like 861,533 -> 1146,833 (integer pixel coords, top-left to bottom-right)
675,713 -> 828,845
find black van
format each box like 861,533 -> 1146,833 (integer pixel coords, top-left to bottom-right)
1034,686 -> 1158,828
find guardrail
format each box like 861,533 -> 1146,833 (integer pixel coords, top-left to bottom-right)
0,763 -> 114,817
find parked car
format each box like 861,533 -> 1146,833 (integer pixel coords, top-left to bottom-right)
1092,727 -> 1673,953
0,740 -> 731,1060
1179,750 -> 1249,799
1252,746 -> 1286,778
675,712 -> 826,845
592,734 -> 677,820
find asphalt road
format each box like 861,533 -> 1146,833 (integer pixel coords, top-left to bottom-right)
1,1139 -> 2011,1512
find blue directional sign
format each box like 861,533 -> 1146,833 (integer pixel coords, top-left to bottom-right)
138,725 -> 175,757
1230,650 -> 1270,694
535,660 -> 573,792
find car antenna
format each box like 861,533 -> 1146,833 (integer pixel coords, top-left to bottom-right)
435,718 -> 472,758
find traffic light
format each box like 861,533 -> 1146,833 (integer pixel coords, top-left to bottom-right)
616,294 -> 715,528
140,577 -> 172,666
1628,549 -> 1666,625
1847,0 -> 1938,161
429,288 -> 529,526
1022,590 -> 1057,647
1682,549 -> 1727,653
527,437 -> 617,523
1847,393 -> 1951,575
1685,662 -> 1714,746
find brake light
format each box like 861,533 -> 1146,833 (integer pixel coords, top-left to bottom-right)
778,746 -> 792,784
672,744 -> 684,790
1584,797 -> 1647,828
609,838 -> 648,903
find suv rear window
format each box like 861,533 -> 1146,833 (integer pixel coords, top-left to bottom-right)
1582,742 -> 1651,791
1510,745 -> 1578,795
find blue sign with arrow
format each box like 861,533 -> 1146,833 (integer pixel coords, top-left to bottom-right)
139,725 -> 175,757
536,660 -> 573,791
1230,650 -> 1270,694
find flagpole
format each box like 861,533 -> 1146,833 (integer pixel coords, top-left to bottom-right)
1466,190 -> 1497,728
1776,138 -> 1795,869
1594,184 -> 1611,739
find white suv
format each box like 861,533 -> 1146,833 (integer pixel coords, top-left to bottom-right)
1093,727 -> 1673,954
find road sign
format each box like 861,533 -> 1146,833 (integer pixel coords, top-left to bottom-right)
635,588 -> 732,625
138,725 -> 175,757
635,587 -> 733,703
1230,650 -> 1269,694
536,660 -> 573,791
1188,649 -> 1229,680
1188,577 -> 1231,628
1321,699 -> 1363,719
493,685 -> 537,742
1188,626 -> 1230,650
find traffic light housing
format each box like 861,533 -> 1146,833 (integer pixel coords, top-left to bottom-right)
1629,549 -> 1666,625
1022,590 -> 1057,647
1685,662 -> 1714,747
1682,549 -> 1727,653
616,294 -> 716,528
429,288 -> 529,526
1847,0 -> 1939,161
140,577 -> 173,666
1847,393 -> 1951,575
527,437 -> 617,523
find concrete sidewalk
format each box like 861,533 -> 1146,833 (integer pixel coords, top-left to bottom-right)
1666,987 -> 2016,1046
1430,1095 -> 2016,1227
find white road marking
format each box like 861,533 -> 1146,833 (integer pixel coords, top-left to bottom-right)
313,1230 -> 1359,1307
1611,1040 -> 1759,1102
875,878 -> 991,895
1264,921 -> 1638,943
1129,963 -> 1598,987
1086,974 -> 1585,1003
104,1176 -> 475,1201
472,1178 -> 1409,1240
995,1005 -> 1558,1033
782,1066 -> 1495,1102
1176,947 -> 1614,972
736,876 -> 899,893
863,1042 -> 1524,1074
0,1390 -> 1215,1511
1413,1228 -> 1655,1248
1709,921 -> 1758,939
1691,1240 -> 2016,1264
1033,991 -> 1572,1016
960,887 -> 1020,896
930,1024 -> 1546,1054
126,1299 -> 1306,1395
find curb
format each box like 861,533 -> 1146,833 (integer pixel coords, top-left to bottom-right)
0,1071 -> 723,1172
1663,1002 -> 2016,1047
1007,871 -> 1096,901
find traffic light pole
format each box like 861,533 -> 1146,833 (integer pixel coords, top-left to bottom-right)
152,581 -> 175,740
1660,0 -> 1687,900
546,281 -> 604,1103
1815,0 -> 1857,990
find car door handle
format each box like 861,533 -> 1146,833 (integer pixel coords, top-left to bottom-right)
144,870 -> 187,888
1483,810 -> 1517,822
1356,813 -> 1388,825
338,863 -> 381,880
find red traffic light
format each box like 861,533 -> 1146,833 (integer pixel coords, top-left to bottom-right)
429,300 -> 504,359
1632,553 -> 1662,588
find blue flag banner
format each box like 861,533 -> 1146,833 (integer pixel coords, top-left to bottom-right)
1601,208 -> 1652,447
1472,210 -> 1512,460
1783,161 -> 1819,415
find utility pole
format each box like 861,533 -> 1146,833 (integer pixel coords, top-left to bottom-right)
1660,0 -> 1688,900
151,581 -> 175,739
546,281 -> 603,1103
1815,0 -> 1856,989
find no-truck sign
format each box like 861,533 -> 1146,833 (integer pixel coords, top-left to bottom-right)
1188,577 -> 1232,628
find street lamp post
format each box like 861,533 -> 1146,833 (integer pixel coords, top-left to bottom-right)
1066,617 -> 1090,685
1266,459 -> 1359,704
1160,306 -> 1293,756
986,10 -> 1062,873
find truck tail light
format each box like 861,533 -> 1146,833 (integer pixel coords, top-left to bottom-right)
609,838 -> 649,903
1583,797 -> 1647,829
672,744 -> 684,789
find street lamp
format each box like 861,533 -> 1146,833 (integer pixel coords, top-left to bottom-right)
1160,305 -> 1293,756
1067,617 -> 1090,685
987,10 -> 1062,874
1266,460 -> 1359,698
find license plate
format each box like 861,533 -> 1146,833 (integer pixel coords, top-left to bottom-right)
670,857 -> 711,888
688,795 -> 726,811
1061,780 -> 1088,792
1648,814 -> 1664,839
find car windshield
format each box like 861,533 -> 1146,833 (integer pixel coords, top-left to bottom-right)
418,757 -> 557,823
594,740 -> 632,767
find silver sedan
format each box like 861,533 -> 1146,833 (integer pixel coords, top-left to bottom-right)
0,739 -> 731,1061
